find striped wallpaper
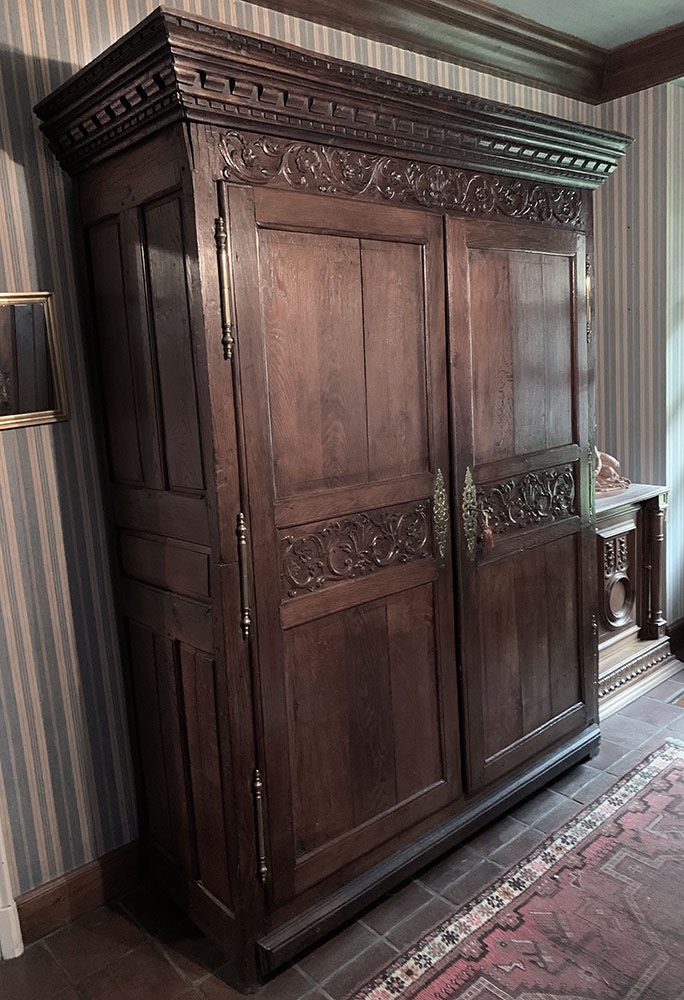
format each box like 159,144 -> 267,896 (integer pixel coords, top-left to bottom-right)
594,86 -> 684,623
0,0 -> 681,902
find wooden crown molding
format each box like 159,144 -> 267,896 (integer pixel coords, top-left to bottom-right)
34,7 -> 630,185
256,0 -> 684,104
601,21 -> 684,102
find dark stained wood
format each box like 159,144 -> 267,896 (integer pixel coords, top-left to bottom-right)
34,8 -> 630,183
112,487 -> 210,546
121,581 -> 213,652
119,532 -> 210,600
231,186 -> 461,910
362,239 -> 429,481
34,11 -> 627,990
16,843 -> 140,945
447,215 -> 595,792
274,472 -> 434,528
88,220 -> 144,485
280,560 -> 439,630
179,645 -> 232,906
260,229 -> 367,497
144,194 -> 205,493
601,22 -> 684,102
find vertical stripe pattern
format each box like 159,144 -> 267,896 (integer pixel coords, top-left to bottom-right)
0,0 -> 680,898
596,85 -> 684,621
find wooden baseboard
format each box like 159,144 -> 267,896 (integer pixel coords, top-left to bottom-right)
668,617 -> 684,661
15,841 -> 140,944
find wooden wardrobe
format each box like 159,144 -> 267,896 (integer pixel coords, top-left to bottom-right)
36,8 -> 631,990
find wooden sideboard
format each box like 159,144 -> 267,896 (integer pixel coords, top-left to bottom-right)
596,484 -> 679,714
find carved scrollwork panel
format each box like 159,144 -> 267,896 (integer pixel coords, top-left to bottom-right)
604,535 -> 629,578
476,465 -> 576,537
281,503 -> 431,598
215,131 -> 584,229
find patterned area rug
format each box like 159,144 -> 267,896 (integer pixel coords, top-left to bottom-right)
349,740 -> 684,1000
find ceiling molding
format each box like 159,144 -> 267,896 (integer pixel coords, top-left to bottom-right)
256,0 -> 684,104
34,8 -> 630,186
600,22 -> 684,102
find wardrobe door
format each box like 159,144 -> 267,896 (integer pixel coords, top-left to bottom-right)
227,186 -> 461,909
447,217 -> 596,792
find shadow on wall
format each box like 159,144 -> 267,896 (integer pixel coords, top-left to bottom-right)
0,41 -> 139,894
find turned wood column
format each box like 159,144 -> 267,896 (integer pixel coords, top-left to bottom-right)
641,491 -> 668,639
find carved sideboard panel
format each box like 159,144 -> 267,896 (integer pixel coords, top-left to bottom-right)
596,483 -> 675,712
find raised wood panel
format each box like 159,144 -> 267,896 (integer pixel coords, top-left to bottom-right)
127,622 -> 192,871
144,194 -> 205,493
387,585 -> 443,801
546,535 -> 582,717
179,645 -> 232,906
284,583 -> 450,894
362,239 -> 429,481
478,533 -> 581,765
260,229 -> 367,498
470,248 -> 515,464
470,248 -> 574,465
88,220 -> 144,485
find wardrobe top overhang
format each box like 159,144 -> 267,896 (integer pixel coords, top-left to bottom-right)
34,5 -> 632,187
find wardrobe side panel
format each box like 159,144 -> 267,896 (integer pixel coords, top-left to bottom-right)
79,134 -> 235,913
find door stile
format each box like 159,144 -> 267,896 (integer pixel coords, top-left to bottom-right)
222,181 -> 294,904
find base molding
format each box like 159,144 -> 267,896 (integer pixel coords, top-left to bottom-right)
15,841 -> 140,944
599,654 -> 682,719
669,617 -> 684,662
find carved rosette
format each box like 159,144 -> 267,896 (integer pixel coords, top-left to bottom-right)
281,504 -> 430,597
215,131 -> 584,228
477,465 -> 576,535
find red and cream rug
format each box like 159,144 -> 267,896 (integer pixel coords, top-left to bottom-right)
350,740 -> 684,1000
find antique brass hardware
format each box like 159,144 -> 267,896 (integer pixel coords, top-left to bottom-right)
586,256 -> 593,345
432,468 -> 450,565
214,217 -> 235,360
253,769 -> 269,885
236,512 -> 252,639
462,467 -> 478,561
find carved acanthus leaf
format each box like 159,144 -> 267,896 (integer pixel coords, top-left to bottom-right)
281,504 -> 430,597
215,131 -> 584,228
477,465 -> 576,535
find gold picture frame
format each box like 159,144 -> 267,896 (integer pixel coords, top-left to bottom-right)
0,292 -> 69,429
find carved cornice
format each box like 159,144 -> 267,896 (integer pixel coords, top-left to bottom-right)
281,504 -> 430,598
477,465 -> 576,537
34,7 -> 631,187
215,131 -> 584,227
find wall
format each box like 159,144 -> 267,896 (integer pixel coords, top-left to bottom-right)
595,84 -> 684,621
0,0 -> 679,902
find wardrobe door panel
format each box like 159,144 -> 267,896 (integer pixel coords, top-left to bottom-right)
228,186 -> 461,909
448,217 -> 596,793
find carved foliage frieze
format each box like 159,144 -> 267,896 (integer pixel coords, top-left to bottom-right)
215,131 -> 584,228
281,503 -> 430,598
477,465 -> 576,536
